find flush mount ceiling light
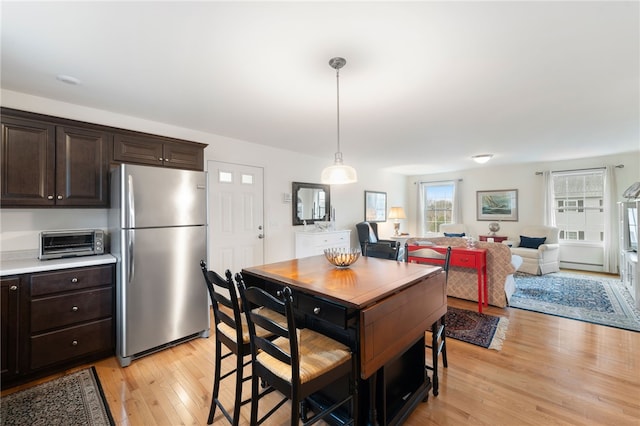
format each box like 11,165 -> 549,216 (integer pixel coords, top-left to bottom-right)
56,74 -> 81,85
320,57 -> 357,185
472,154 -> 493,164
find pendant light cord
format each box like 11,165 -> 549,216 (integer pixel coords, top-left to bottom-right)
336,68 -> 342,160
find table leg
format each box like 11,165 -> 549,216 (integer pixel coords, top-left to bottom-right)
368,373 -> 379,425
477,267 -> 483,313
483,264 -> 488,307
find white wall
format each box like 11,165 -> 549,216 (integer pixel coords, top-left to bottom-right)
407,152 -> 640,270
0,90 -> 407,262
4,89 -> 636,268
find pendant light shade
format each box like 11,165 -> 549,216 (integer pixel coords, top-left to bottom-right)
321,57 -> 357,185
320,155 -> 358,184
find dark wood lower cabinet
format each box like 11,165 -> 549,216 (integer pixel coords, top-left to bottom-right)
1,277 -> 20,381
30,318 -> 113,370
0,264 -> 115,387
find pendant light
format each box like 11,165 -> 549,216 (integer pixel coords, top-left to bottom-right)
321,57 -> 358,185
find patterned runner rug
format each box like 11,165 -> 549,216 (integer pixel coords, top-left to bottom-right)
445,306 -> 509,350
511,272 -> 640,332
0,366 -> 114,426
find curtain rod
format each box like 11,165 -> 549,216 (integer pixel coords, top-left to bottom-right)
535,164 -> 624,175
415,178 -> 463,184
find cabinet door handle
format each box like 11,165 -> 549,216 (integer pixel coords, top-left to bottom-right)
158,157 -> 164,162
71,277 -> 78,283
9,285 -> 17,291
57,195 -> 63,200
47,195 -> 54,200
72,306 -> 79,312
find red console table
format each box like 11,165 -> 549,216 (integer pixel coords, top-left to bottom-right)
406,245 -> 488,312
478,235 -> 508,243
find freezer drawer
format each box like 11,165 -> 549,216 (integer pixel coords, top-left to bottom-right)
117,225 -> 209,361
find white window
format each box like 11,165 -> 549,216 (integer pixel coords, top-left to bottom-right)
552,170 -> 604,243
218,171 -> 233,183
419,181 -> 457,233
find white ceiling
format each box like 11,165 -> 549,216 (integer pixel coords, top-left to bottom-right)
2,1 -> 638,175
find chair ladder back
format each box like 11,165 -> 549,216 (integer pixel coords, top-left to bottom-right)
443,246 -> 452,279
236,276 -> 300,371
200,261 -> 244,344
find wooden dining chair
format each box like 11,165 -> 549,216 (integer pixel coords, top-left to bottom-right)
235,273 -> 355,426
199,261 -> 250,425
200,261 -> 284,424
424,246 -> 451,396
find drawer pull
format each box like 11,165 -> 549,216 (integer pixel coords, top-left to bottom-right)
72,306 -> 79,312
71,340 -> 78,346
9,285 -> 17,291
71,277 -> 78,283
313,307 -> 321,315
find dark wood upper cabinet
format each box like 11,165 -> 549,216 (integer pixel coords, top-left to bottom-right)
1,116 -> 110,207
113,133 -> 164,166
55,126 -> 110,207
113,133 -> 204,171
1,108 -> 207,208
1,116 -> 57,206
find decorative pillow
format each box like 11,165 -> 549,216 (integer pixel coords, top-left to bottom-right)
444,232 -> 465,237
519,236 -> 546,249
367,223 -> 377,243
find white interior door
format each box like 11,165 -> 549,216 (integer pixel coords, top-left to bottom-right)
207,160 -> 264,275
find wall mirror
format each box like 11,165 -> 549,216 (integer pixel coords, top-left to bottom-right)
292,182 -> 331,226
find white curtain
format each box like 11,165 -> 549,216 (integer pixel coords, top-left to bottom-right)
543,171 -> 556,226
603,165 -> 618,273
452,179 -> 462,224
418,183 -> 426,236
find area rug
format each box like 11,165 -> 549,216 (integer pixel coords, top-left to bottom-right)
511,272 -> 640,332
0,366 -> 114,426
444,306 -> 509,350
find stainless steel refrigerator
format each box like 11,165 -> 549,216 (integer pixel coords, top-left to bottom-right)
109,164 -> 209,367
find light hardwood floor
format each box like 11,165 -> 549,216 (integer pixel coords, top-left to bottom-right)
4,295 -> 640,425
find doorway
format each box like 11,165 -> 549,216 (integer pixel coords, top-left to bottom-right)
207,160 -> 265,275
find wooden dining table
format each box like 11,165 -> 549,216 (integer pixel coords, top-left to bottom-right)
241,255 -> 446,425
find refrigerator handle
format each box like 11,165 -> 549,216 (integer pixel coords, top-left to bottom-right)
127,174 -> 135,228
127,231 -> 135,283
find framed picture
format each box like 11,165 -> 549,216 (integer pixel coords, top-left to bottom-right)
476,189 -> 518,221
365,191 -> 387,222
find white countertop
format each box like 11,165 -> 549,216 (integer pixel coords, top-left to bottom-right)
0,252 -> 117,276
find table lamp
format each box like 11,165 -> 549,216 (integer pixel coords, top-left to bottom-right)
388,207 -> 407,236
